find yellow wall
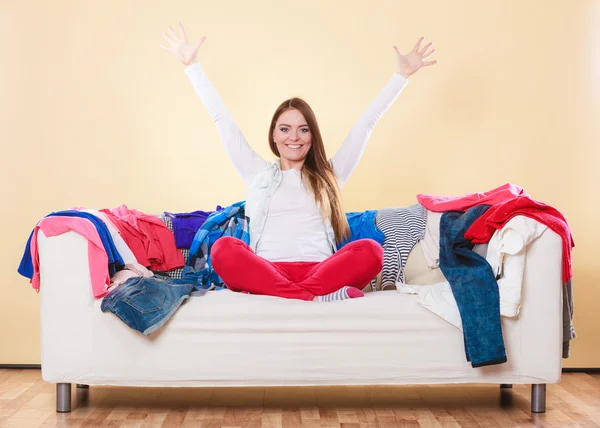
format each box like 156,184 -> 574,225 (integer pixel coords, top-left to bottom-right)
1,0 -> 598,367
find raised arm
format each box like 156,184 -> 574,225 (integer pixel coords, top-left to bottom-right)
332,37 -> 437,185
161,23 -> 267,184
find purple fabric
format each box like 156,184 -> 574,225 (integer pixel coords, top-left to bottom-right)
165,206 -> 222,249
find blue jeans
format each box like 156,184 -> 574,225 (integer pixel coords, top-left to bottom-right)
101,275 -> 202,335
439,205 -> 507,368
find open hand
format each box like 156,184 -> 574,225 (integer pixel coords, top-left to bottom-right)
160,23 -> 205,67
394,37 -> 437,78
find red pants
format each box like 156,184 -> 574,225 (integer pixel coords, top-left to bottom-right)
211,237 -> 384,300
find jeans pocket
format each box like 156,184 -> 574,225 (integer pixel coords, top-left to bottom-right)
123,286 -> 166,314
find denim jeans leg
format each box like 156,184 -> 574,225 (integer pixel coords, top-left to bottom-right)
440,205 -> 507,368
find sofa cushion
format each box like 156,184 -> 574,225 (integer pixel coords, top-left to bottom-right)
404,241 -> 447,285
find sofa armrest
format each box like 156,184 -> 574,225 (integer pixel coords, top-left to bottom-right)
38,230 -> 96,383
514,226 -> 563,382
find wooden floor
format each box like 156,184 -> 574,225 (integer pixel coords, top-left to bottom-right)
1,370 -> 600,427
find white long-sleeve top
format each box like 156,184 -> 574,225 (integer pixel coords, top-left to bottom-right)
184,62 -> 408,262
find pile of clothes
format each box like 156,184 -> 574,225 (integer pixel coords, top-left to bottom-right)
18,206 -> 184,297
393,183 -> 575,367
16,183 -> 575,366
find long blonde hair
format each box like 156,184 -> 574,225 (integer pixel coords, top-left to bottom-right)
269,98 -> 350,244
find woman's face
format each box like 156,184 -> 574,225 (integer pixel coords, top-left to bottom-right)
272,108 -> 312,168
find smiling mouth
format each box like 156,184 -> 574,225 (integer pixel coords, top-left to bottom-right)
285,144 -> 303,150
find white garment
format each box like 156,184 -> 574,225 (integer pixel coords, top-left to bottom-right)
420,210 -> 442,269
184,62 -> 408,260
486,216 -> 548,317
399,282 -> 463,330
256,170 -> 332,262
81,209 -> 137,265
403,217 -> 549,328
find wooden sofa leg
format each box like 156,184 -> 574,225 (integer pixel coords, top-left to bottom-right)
56,383 -> 71,413
531,384 -> 546,413
500,384 -> 513,388
76,384 -> 89,389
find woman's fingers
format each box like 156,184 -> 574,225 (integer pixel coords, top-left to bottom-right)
178,22 -> 188,41
419,42 -> 432,56
168,25 -> 179,42
194,36 -> 206,51
422,48 -> 435,59
411,36 -> 424,53
162,32 -> 175,47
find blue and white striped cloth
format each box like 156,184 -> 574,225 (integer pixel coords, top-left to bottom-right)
372,204 -> 427,290
183,201 -> 250,290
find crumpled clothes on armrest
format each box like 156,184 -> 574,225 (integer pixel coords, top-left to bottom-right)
399,216 -> 549,329
486,216 -> 548,317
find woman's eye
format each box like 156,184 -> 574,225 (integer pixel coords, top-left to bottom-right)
300,128 -> 309,133
279,128 -> 288,132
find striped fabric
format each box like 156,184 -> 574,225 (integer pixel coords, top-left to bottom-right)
317,286 -> 353,302
372,204 -> 427,290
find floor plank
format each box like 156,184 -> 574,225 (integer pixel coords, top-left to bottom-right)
0,370 -> 599,427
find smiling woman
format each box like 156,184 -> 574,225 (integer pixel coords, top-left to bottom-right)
160,22 -> 437,302
271,106 -> 313,169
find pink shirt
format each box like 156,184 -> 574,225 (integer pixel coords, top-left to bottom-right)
417,183 -> 527,212
30,216 -> 110,298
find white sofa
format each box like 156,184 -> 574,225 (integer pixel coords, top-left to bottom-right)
36,222 -> 564,414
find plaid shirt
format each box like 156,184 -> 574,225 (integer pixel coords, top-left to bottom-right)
183,201 -> 249,290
